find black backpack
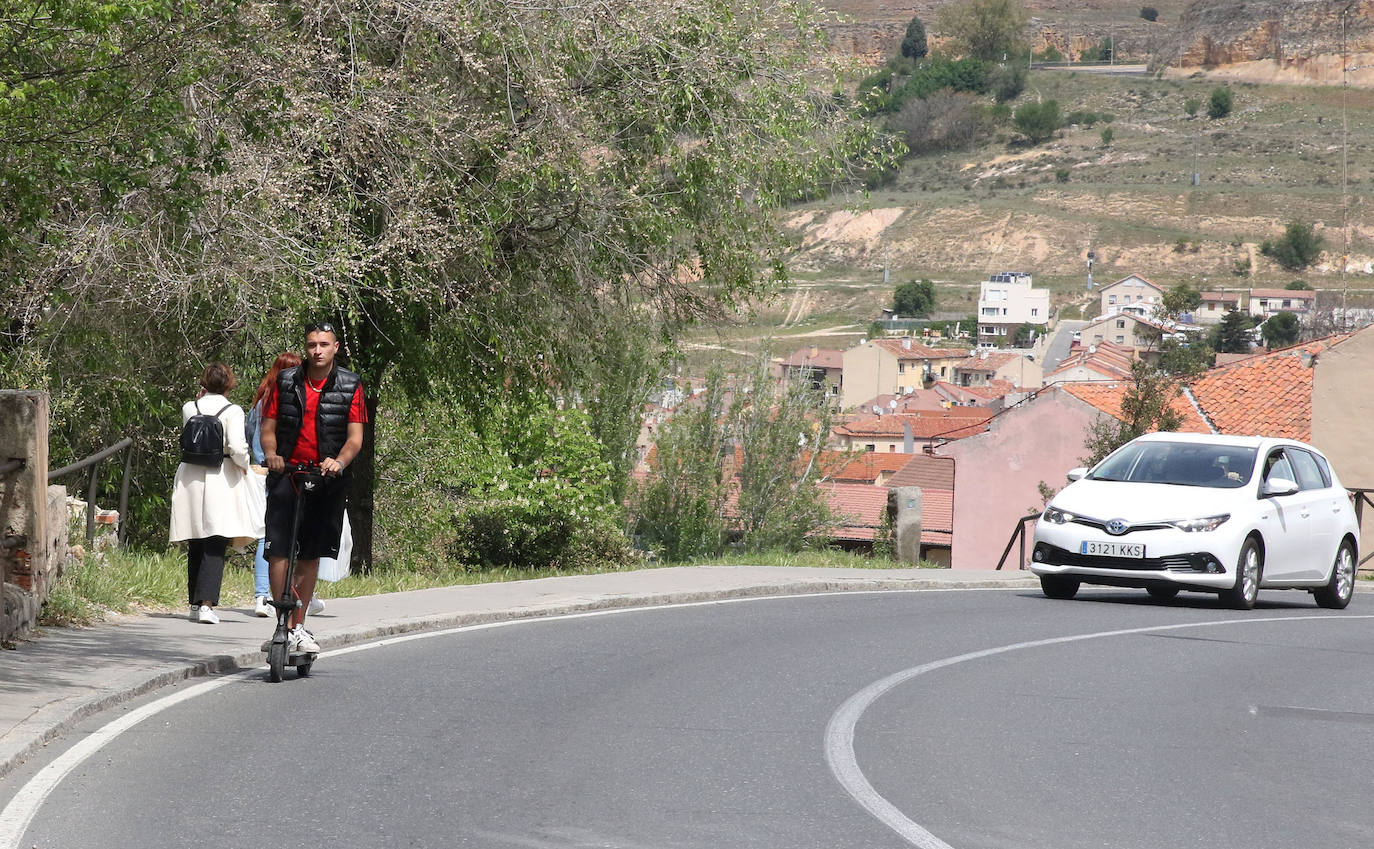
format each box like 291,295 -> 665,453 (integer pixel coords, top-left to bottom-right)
180,400 -> 232,467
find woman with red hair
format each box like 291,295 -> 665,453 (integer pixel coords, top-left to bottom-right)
246,352 -> 302,616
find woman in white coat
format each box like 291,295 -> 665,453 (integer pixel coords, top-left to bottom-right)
169,363 -> 265,624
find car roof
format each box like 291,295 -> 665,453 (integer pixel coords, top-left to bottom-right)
1133,431 -> 1308,452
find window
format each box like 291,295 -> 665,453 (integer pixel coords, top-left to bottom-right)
1002,308 -> 1008,316
865,444 -> 875,453
1115,335 -> 1125,344
1108,295 -> 1117,304
1116,320 -> 1125,329
889,444 -> 897,453
1263,450 -> 1295,486
1031,308 -> 1038,317
1286,449 -> 1328,491
940,366 -> 947,376
1282,299 -> 1292,308
898,362 -> 906,374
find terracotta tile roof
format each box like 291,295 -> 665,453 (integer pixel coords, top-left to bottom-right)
834,409 -> 993,440
1250,288 -> 1316,301
1184,335 -> 1351,440
952,351 -> 1021,372
1061,383 -> 1211,434
1047,341 -> 1135,379
872,339 -> 969,360
825,483 -> 890,541
827,451 -> 919,483
853,392 -> 949,414
779,347 -> 844,370
1100,274 -> 1163,292
885,453 -> 955,491
919,488 -> 954,546
824,482 -> 953,545
953,379 -> 1017,401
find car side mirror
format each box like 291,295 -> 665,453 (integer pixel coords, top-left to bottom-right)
1066,467 -> 1087,483
1261,477 -> 1299,497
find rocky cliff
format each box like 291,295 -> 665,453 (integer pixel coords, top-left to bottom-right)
1157,0 -> 1374,83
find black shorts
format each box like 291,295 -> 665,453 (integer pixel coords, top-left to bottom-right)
264,472 -> 349,561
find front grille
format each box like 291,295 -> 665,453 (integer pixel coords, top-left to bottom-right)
1035,543 -> 1211,572
1069,517 -> 1172,536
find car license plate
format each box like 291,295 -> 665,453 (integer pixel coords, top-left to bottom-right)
1081,541 -> 1145,558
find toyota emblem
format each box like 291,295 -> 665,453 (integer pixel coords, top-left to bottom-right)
1106,519 -> 1129,536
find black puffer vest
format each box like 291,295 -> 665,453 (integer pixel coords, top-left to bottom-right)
274,364 -> 362,470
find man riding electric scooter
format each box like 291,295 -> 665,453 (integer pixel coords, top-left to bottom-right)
259,322 -> 367,664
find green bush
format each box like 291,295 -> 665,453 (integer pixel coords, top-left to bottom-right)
375,392 -> 633,573
988,63 -> 1026,103
1260,221 -> 1323,270
1184,97 -> 1201,117
1140,7 -> 1158,22
1208,87 -> 1233,119
901,16 -> 928,60
1013,99 -> 1061,144
1055,167 -> 1071,183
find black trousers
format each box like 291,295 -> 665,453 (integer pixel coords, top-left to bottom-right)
187,536 -> 228,606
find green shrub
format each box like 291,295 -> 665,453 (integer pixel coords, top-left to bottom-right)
375,392 -> 632,573
1208,87 -> 1233,119
1260,221 -> 1323,270
1055,167 -> 1071,183
1013,99 -> 1061,144
1100,128 -> 1114,146
1184,97 -> 1201,117
1140,7 -> 1158,22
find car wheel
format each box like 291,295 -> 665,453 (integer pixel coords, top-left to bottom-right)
1146,586 -> 1179,601
1222,538 -> 1262,610
1040,575 -> 1080,600
1314,540 -> 1356,610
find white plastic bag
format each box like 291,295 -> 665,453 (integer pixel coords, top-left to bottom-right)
317,511 -> 352,582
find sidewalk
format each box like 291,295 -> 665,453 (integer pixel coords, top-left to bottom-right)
0,565 -> 1035,779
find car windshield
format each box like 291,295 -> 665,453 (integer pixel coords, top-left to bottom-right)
1089,441 -> 1257,488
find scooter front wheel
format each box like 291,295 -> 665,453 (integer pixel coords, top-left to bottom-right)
268,642 -> 287,683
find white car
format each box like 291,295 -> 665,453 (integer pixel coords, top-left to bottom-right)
1031,432 -> 1360,609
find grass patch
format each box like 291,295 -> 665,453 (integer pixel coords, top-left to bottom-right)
38,544 -> 947,627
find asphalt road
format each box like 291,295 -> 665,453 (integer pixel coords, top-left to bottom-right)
6,588 -> 1374,849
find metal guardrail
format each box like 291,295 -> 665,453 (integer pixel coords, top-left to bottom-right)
996,512 -> 1042,571
49,437 -> 134,548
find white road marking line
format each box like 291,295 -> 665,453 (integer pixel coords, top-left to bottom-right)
0,588 -> 993,847
824,613 -> 1374,848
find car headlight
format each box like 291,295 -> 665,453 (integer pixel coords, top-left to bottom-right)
1043,506 -> 1076,525
1169,514 -> 1231,533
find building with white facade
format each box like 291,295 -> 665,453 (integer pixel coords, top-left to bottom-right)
976,271 -> 1049,348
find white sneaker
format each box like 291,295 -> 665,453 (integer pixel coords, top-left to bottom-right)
196,605 -> 219,625
254,596 -> 273,617
289,626 -> 320,654
307,596 -> 325,615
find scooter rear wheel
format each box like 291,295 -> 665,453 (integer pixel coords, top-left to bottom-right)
268,642 -> 287,683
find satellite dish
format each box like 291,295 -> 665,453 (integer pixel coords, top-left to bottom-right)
888,399 -> 898,410
1088,345 -> 1097,354
872,405 -> 882,415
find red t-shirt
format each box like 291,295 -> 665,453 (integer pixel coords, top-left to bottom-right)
264,375 -> 368,464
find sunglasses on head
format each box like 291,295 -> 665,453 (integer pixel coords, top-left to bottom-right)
305,322 -> 337,335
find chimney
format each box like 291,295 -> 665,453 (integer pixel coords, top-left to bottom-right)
902,338 -> 912,350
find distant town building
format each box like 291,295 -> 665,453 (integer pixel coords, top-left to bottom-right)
774,346 -> 844,398
840,338 -> 967,409
1195,291 -> 1242,324
1248,288 -> 1315,320
1098,274 -> 1163,318
976,271 -> 1049,348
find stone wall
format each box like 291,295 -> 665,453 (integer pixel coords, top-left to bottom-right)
1,391 -> 65,643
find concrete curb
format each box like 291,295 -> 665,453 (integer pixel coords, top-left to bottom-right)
0,575 -> 1038,781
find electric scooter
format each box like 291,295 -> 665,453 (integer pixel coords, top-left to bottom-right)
265,465 -> 323,682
